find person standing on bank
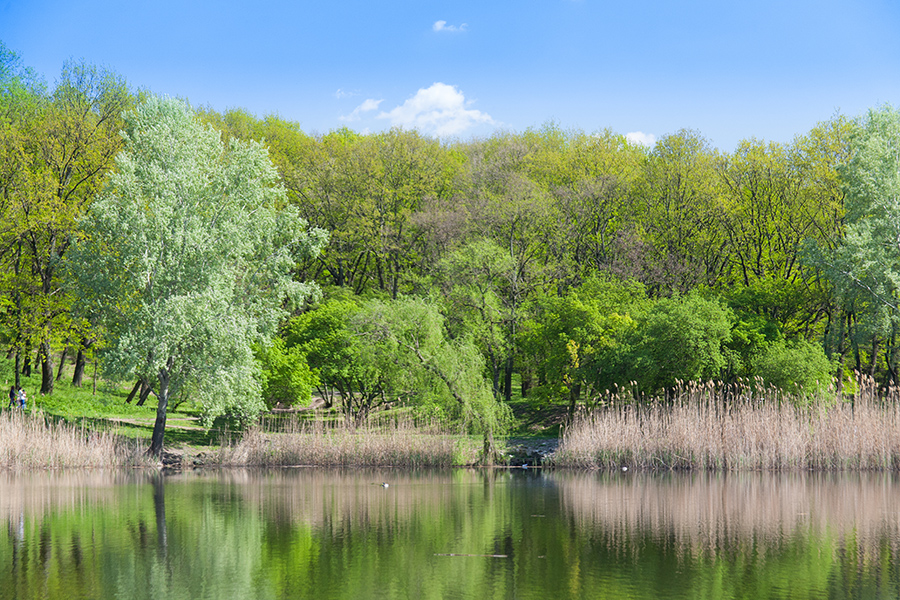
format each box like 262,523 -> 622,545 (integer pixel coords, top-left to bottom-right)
7,386 -> 15,409
17,387 -> 26,410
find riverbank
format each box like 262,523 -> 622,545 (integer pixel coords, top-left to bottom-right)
9,377 -> 900,472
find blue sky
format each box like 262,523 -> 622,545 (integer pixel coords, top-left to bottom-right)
2,0 -> 899,150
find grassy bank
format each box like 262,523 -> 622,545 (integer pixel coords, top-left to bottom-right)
212,416 -> 482,467
0,410 -> 150,470
552,379 -> 900,471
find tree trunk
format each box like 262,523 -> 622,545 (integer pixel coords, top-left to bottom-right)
521,370 -> 531,398
504,356 -> 513,403
567,383 -> 582,419
39,341 -> 54,395
148,359 -> 174,458
125,379 -> 142,404
72,349 -> 87,387
56,344 -> 69,381
22,346 -> 31,378
137,381 -> 152,406
14,351 -> 21,389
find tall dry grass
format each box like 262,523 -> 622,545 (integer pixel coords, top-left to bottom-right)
212,416 -> 481,467
553,378 -> 900,470
0,410 -> 148,470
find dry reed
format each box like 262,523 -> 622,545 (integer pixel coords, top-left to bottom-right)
0,410 -> 148,470
553,378 -> 900,471
212,416 -> 481,467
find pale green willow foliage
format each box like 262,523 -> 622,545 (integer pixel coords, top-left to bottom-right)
68,96 -> 327,425
825,105 -> 900,314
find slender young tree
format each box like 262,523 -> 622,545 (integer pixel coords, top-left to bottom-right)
68,96 -> 327,458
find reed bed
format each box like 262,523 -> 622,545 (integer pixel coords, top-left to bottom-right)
0,410 -> 148,470
553,378 -> 900,471
212,416 -> 482,467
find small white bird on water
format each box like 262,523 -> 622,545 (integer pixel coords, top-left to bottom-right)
381,482 -> 389,488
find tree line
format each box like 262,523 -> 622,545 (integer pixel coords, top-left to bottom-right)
2,42 -> 899,455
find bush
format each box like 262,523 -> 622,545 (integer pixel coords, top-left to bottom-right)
255,337 -> 316,409
751,339 -> 834,398
634,292 -> 733,393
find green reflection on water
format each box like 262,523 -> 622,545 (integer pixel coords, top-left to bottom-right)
2,469 -> 900,599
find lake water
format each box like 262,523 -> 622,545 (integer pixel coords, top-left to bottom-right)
2,468 -> 900,599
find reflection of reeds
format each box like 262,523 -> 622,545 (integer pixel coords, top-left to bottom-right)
554,470 -> 900,562
0,411 -> 147,470
211,417 -> 481,467
554,379 -> 900,470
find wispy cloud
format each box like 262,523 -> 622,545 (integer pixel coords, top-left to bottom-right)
378,83 -> 494,137
626,131 -> 657,147
334,88 -> 359,99
433,20 -> 467,33
340,98 -> 383,122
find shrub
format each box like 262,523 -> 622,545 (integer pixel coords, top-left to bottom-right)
751,339 -> 834,398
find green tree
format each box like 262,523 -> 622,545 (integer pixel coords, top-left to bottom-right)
751,339 -> 834,398
520,276 -> 646,413
438,238 -> 515,398
633,292 -> 734,393
0,58 -> 132,394
286,295 -> 393,422
254,337 -> 316,409
67,96 -> 327,457
352,297 -> 512,460
809,106 -> 900,385
638,130 -> 725,293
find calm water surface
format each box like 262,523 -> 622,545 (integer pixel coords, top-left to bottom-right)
2,468 -> 900,599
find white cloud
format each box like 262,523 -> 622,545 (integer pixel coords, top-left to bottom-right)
377,83 -> 495,137
433,20 -> 467,33
340,98 -> 383,122
334,88 -> 356,99
626,131 -> 657,147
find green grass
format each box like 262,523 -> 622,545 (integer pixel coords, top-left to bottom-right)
0,356 -> 222,450
0,356 -> 566,460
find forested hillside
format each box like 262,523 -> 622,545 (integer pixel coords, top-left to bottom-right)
3,43 -> 898,438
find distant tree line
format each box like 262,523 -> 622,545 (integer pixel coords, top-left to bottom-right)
3,41 -> 900,450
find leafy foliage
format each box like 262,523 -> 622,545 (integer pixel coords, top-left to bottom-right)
67,96 -> 326,454
751,339 -> 835,398
633,293 -> 734,392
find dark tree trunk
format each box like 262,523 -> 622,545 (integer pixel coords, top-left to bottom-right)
503,356 -> 513,403
39,341 -> 54,395
137,381 -> 152,406
125,379 -> 142,404
72,349 -> 86,387
14,352 -> 20,389
568,383 -> 582,419
56,344 -> 69,381
22,347 -> 31,377
148,359 -> 173,458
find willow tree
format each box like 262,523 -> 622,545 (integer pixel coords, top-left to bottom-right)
68,96 -> 327,457
350,297 -> 512,462
810,105 -> 900,384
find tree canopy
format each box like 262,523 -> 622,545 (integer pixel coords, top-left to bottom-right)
67,96 -> 327,456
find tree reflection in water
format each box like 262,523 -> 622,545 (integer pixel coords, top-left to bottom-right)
0,469 -> 899,599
